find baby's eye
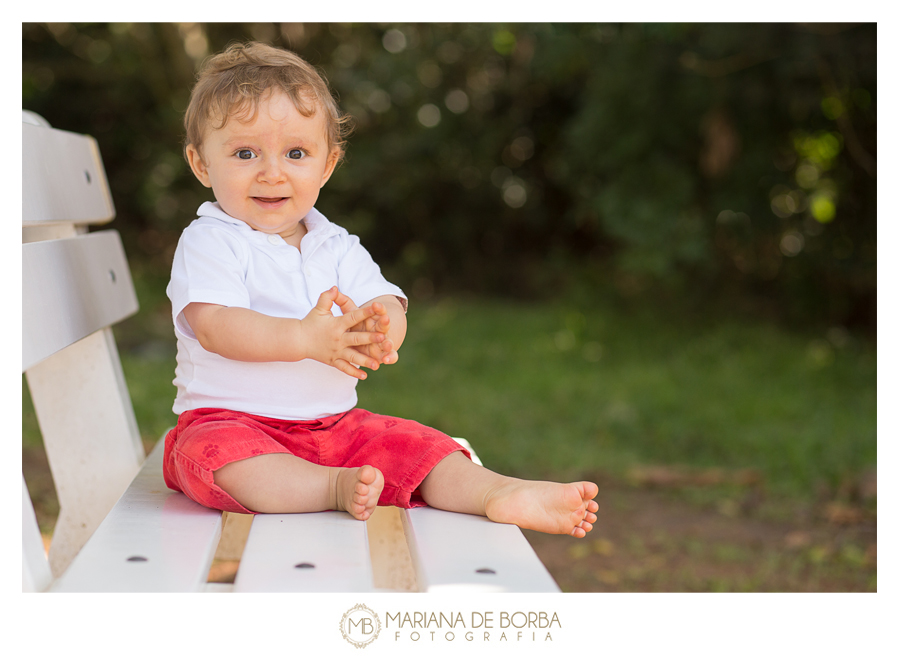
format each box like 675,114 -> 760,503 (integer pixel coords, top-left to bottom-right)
287,149 -> 306,160
235,149 -> 256,160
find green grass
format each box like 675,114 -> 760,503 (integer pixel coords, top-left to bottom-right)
355,298 -> 875,498
23,296 -> 876,501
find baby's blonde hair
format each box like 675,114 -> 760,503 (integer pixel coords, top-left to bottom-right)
184,41 -> 352,162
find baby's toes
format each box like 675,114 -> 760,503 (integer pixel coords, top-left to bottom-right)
350,498 -> 368,519
357,465 -> 378,486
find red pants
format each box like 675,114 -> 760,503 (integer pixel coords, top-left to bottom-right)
163,407 -> 470,514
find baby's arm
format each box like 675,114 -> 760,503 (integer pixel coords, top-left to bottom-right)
182,287 -> 386,379
347,295 -> 408,366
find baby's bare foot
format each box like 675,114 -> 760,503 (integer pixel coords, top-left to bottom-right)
334,465 -> 384,521
484,479 -> 599,538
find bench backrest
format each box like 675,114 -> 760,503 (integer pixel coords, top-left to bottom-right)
22,113 -> 144,590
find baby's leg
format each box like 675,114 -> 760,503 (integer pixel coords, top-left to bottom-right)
214,453 -> 384,520
418,452 -> 599,538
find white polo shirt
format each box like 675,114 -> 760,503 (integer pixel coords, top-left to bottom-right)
167,202 -> 407,420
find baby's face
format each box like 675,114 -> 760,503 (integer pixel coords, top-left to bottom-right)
186,90 -> 339,241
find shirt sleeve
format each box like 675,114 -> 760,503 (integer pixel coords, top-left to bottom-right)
167,222 -> 251,338
336,232 -> 408,312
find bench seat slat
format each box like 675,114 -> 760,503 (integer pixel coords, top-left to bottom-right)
401,507 -> 560,592
22,231 -> 138,371
234,512 -> 374,592
51,441 -> 223,592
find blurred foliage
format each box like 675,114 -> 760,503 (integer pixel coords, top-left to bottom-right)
23,23 -> 876,331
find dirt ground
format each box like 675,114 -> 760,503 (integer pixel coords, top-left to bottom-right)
24,446 -> 876,592
524,468 -> 876,592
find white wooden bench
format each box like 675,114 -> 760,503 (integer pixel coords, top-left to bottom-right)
21,112 -> 560,593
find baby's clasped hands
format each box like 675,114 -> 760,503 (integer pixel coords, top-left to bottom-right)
300,286 -> 388,380
343,297 -> 401,367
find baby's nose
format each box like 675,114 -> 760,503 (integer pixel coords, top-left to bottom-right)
257,157 -> 286,183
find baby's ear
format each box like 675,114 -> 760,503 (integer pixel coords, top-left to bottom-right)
319,147 -> 342,188
186,143 -> 212,188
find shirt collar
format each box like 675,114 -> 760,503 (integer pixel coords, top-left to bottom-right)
196,202 -> 340,243
196,201 -> 246,228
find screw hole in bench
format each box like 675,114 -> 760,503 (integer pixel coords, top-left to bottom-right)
294,562 -> 316,569
84,170 -> 91,184
475,568 -> 496,575
108,269 -> 117,283
126,556 -> 148,562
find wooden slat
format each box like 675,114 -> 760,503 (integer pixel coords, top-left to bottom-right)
22,231 -> 138,371
22,121 -> 115,226
51,441 -> 224,592
367,506 -> 418,591
234,512 -> 374,592
401,507 -> 561,592
399,437 -> 558,592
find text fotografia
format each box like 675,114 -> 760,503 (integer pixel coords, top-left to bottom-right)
387,611 -> 561,642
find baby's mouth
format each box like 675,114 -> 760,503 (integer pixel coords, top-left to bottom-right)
253,196 -> 289,207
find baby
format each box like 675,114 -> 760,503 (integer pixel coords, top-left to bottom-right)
163,41 -> 598,538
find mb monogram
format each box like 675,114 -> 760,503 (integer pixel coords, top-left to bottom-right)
340,604 -> 382,648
